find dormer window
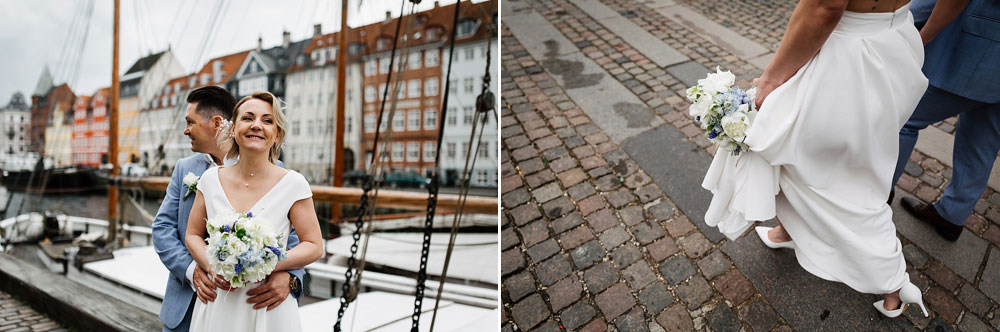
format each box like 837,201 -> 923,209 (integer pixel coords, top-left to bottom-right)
426,27 -> 440,41
349,42 -> 365,56
456,18 -> 479,38
200,73 -> 210,85
378,37 -> 395,52
415,14 -> 429,26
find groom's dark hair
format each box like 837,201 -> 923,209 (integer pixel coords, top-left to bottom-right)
187,86 -> 236,120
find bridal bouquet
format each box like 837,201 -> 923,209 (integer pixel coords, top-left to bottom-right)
686,67 -> 757,156
205,210 -> 286,288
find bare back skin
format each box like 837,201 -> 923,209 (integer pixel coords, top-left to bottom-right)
846,0 -> 911,13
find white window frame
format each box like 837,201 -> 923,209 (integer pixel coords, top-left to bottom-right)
463,106 -> 474,124
406,142 -> 419,162
407,110 -> 420,131
393,142 -> 404,161
423,109 -> 437,130
425,50 -> 439,67
424,78 -> 438,96
423,141 -> 435,162
363,113 -> 375,132
407,80 -> 421,98
408,52 -> 421,70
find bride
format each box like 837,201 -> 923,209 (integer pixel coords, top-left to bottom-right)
185,91 -> 323,331
704,0 -> 930,318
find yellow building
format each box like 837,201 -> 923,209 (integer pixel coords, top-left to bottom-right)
44,102 -> 73,167
118,50 -> 184,164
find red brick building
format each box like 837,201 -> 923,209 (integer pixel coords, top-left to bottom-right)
71,88 -> 109,166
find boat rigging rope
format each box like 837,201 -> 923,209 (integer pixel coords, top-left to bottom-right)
334,0 -> 413,330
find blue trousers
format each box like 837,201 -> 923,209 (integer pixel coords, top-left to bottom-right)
892,85 -> 1000,226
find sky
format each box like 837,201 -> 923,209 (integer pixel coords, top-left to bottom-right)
0,0 -> 491,107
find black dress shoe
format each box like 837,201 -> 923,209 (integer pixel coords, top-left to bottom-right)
900,197 -> 962,241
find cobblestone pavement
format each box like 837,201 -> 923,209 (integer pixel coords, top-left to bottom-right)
500,0 -> 1000,331
0,291 -> 66,332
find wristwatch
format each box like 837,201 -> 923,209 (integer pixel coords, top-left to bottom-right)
288,274 -> 300,294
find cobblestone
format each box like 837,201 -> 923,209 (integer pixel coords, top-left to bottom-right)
499,2 -> 996,329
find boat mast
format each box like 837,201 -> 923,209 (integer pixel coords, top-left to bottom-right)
107,0 -> 120,245
332,0 -> 348,222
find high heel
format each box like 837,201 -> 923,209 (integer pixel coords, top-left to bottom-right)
755,226 -> 795,249
873,282 -> 929,318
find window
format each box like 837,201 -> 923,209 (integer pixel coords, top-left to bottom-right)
426,27 -> 440,41
477,170 -> 490,186
424,109 -> 437,130
396,83 -> 406,99
408,110 -> 420,131
408,80 -> 421,98
308,95 -> 314,106
317,92 -> 324,105
465,48 -> 474,61
346,116 -> 352,133
293,121 -> 300,135
449,80 -> 458,94
407,142 -> 419,162
481,45 -> 489,58
392,142 -> 404,161
423,142 -> 435,161
479,142 -> 489,158
408,52 -> 421,70
365,59 -> 377,75
364,113 -> 375,132
456,18 -> 479,38
392,113 -> 405,130
424,78 -> 438,96
308,121 -> 314,135
200,74 -> 210,85
463,107 -> 474,124
379,58 -> 390,74
464,78 -> 475,93
327,118 -> 334,134
365,85 -> 376,101
425,50 -> 439,67
379,84 -> 386,99
461,142 -> 469,159
447,107 -> 457,126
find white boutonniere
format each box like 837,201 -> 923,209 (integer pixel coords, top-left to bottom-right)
183,172 -> 199,199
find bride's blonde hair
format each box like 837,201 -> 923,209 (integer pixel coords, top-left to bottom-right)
226,91 -> 286,163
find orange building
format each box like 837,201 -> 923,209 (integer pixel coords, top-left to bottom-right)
71,89 -> 109,167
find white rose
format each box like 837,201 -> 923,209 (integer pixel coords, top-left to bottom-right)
685,86 -> 701,102
688,94 -> 713,119
183,172 -> 198,187
699,67 -> 736,95
721,111 -> 751,140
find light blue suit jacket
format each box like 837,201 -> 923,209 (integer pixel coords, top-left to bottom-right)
151,154 -> 306,330
918,0 -> 1000,103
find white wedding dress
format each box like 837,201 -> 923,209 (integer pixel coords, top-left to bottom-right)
703,5 -> 928,294
189,166 -> 312,331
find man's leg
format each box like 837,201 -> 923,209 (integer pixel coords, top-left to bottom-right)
935,102 -> 1000,225
892,86 -> 984,190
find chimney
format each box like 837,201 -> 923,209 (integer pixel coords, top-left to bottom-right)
282,30 -> 291,48
385,10 -> 392,21
313,24 -> 322,37
434,1 -> 439,8
257,36 -> 263,51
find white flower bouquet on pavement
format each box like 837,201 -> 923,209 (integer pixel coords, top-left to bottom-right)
204,210 -> 286,288
686,67 -> 757,156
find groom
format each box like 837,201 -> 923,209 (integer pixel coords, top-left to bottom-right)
151,86 -> 306,331
891,0 -> 1000,241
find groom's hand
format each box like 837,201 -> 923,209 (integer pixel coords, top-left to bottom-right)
193,266 -> 218,303
246,272 -> 291,311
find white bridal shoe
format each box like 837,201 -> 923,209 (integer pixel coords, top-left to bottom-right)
873,282 -> 929,318
755,226 -> 795,249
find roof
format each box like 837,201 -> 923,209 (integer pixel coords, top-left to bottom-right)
3,92 -> 29,111
287,1 -> 497,72
193,50 -> 251,87
33,67 -> 54,97
124,51 -> 166,75
73,95 -> 91,110
90,88 -> 109,108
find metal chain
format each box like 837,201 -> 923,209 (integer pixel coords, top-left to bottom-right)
411,0 -> 462,330
334,0 -> 409,330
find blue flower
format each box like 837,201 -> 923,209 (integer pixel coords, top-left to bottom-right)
235,263 -> 243,274
266,246 -> 282,257
222,225 -> 230,233
696,116 -> 701,122
246,211 -> 253,218
708,130 -> 718,139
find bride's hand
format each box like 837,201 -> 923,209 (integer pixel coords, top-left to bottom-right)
213,274 -> 234,291
752,75 -> 783,110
